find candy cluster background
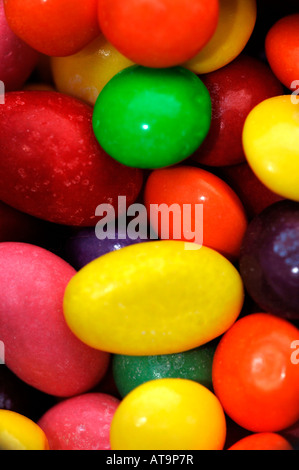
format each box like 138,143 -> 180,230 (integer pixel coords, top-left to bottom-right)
0,0 -> 299,451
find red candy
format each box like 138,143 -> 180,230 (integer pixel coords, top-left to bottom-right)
191,55 -> 283,167
4,0 -> 100,57
0,243 -> 110,397
97,0 -> 219,68
144,166 -> 248,260
266,14 -> 299,90
0,91 -> 143,226
229,433 -> 293,451
0,0 -> 38,91
38,393 -> 120,450
213,313 -> 299,433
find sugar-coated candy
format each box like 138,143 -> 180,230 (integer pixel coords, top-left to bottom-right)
144,166 -> 248,259
93,66 -> 212,169
0,410 -> 49,450
112,341 -> 217,397
220,163 -> 284,219
243,95 -> 299,202
4,0 -> 100,57
63,241 -> 244,355
191,55 -> 283,167
110,378 -> 226,450
239,200 -> 299,320
266,14 -> 299,89
0,243 -> 110,396
0,0 -> 38,91
0,91 -> 143,226
38,393 -> 120,450
228,433 -> 293,451
212,313 -> 299,432
97,0 -> 219,68
64,226 -> 149,271
184,0 -> 257,74
51,35 -> 134,107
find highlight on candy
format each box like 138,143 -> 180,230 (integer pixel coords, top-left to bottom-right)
95,196 -> 203,248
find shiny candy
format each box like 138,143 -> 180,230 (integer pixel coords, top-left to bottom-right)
92,66 -> 212,169
110,379 -> 226,450
63,241 -> 244,355
0,410 -> 49,450
243,96 -> 299,202
184,0 -> 257,74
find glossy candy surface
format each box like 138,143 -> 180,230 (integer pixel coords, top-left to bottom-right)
93,66 -> 212,169
0,0 -> 38,91
243,96 -> 299,202
64,226 -> 149,271
266,14 -> 299,89
97,0 -> 219,68
4,0 -> 100,57
228,433 -> 293,451
63,241 -> 244,355
0,243 -> 110,397
239,201 -> 299,320
213,314 -> 299,432
51,35 -> 134,107
110,379 -> 226,450
144,167 -> 248,259
191,56 -> 283,167
0,91 -> 143,226
184,0 -> 257,74
113,341 -> 217,397
38,393 -> 120,450
0,410 -> 49,450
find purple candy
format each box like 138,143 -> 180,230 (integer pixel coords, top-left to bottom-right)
64,224 -> 150,270
239,200 -> 299,320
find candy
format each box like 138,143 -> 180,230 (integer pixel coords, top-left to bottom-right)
112,341 -> 217,397
220,163 -> 284,219
144,166 -> 248,259
0,410 -> 49,450
92,66 -> 212,169
191,55 -> 283,167
64,226 -> 149,271
38,393 -> 120,450
242,95 -> 299,202
63,241 -> 244,355
110,378 -> 226,450
0,91 -> 143,226
212,313 -> 299,432
239,200 -> 299,320
0,242 -> 110,396
51,35 -> 134,107
184,0 -> 257,74
97,0 -> 219,68
4,0 -> 100,57
0,0 -> 38,91
265,14 -> 299,90
228,433 -> 293,451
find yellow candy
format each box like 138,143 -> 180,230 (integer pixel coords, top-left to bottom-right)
51,35 -> 134,106
0,410 -> 49,450
110,378 -> 226,450
183,0 -> 257,74
243,96 -> 299,202
63,241 -> 244,355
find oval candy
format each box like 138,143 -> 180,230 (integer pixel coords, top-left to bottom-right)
63,241 -> 244,355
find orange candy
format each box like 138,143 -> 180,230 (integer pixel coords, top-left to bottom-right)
229,433 -> 293,451
144,166 -> 247,260
265,14 -> 299,89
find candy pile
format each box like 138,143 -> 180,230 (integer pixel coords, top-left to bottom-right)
0,0 -> 299,451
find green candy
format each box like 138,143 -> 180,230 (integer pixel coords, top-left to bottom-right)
92,65 -> 211,169
112,342 -> 217,398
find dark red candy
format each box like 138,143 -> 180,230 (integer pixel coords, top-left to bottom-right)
220,163 -> 284,219
191,55 -> 283,167
0,91 -> 143,226
240,201 -> 299,320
